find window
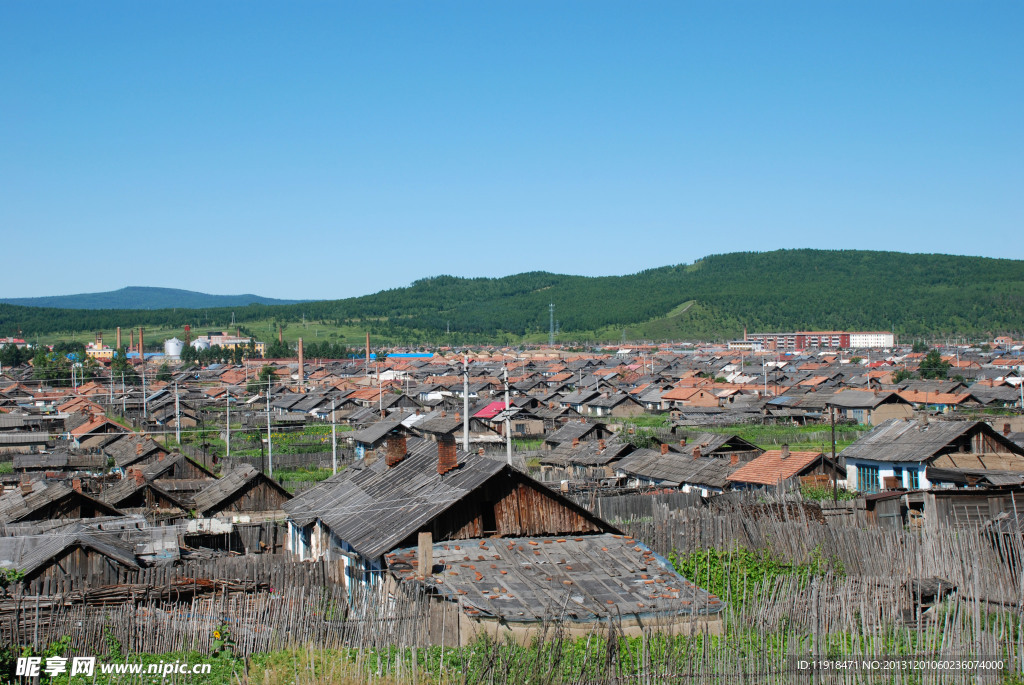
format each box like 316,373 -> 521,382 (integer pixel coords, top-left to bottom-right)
857,464 -> 880,493
908,469 -> 920,489
892,467 -> 903,488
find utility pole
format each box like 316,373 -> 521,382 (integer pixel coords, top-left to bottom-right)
504,365 -> 512,466
549,304 -> 555,347
266,381 -> 273,478
225,389 -> 231,459
121,373 -> 126,414
174,381 -> 181,444
463,354 -> 470,452
830,403 -> 838,503
141,359 -> 148,419
331,399 -> 338,475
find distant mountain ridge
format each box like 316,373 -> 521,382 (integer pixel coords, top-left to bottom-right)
1,250 -> 1022,341
0,286 -> 303,310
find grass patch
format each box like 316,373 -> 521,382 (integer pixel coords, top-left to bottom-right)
669,546 -> 845,605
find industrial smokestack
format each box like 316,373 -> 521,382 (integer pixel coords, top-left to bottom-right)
138,328 -> 144,358
116,327 -> 122,350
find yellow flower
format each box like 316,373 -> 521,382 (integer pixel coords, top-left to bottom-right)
213,630 -> 222,640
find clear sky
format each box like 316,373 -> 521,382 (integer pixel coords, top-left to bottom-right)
2,2 -> 1021,300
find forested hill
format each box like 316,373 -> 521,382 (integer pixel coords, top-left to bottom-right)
2,250 -> 1022,343
0,287 -> 302,310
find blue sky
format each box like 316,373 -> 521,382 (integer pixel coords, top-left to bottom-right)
2,2 -> 1021,300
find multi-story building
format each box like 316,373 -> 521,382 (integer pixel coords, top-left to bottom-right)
192,331 -> 266,356
745,330 -> 894,351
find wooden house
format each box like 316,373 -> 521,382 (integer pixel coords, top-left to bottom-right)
726,446 -> 844,489
192,465 -> 292,517
0,529 -> 139,587
828,390 -> 914,426
283,433 -> 724,641
840,419 -> 1024,494
0,480 -> 123,525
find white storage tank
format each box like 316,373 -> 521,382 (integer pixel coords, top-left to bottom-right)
164,337 -> 184,358
192,338 -> 210,351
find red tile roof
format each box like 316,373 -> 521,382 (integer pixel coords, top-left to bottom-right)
727,449 -> 825,486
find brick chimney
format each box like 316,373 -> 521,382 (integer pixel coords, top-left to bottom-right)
572,437 -> 580,448
692,446 -> 701,460
138,327 -> 144,357
660,443 -> 669,456
133,469 -> 145,486
386,434 -> 407,467
437,435 -> 458,475
730,453 -> 739,466
136,442 -> 143,456
21,482 -> 32,495
680,438 -> 687,447
598,439 -> 606,450
72,478 -> 82,493
477,447 -> 485,456
116,326 -> 122,350
781,444 -> 790,459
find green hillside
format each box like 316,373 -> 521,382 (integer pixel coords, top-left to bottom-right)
0,286 -> 302,310
2,250 -> 1022,345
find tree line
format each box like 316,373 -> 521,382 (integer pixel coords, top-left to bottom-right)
2,250 -> 1022,343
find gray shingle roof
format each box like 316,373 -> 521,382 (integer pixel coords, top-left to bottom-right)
0,481 -> 122,525
615,449 -> 738,489
838,419 -> 1004,464
284,437 -> 505,559
192,464 -> 290,515
387,533 -> 723,622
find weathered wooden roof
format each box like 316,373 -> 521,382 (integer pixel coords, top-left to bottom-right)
544,421 -> 606,445
828,390 -> 906,409
616,449 -> 738,489
0,432 -> 49,446
98,474 -> 187,509
0,481 -> 123,525
386,533 -> 723,622
348,415 -> 407,445
679,432 -> 762,455
284,438 -> 508,559
13,451 -> 105,470
0,529 -> 139,575
105,434 -> 168,467
540,436 -> 634,467
192,464 -> 292,515
839,419 -> 1021,464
